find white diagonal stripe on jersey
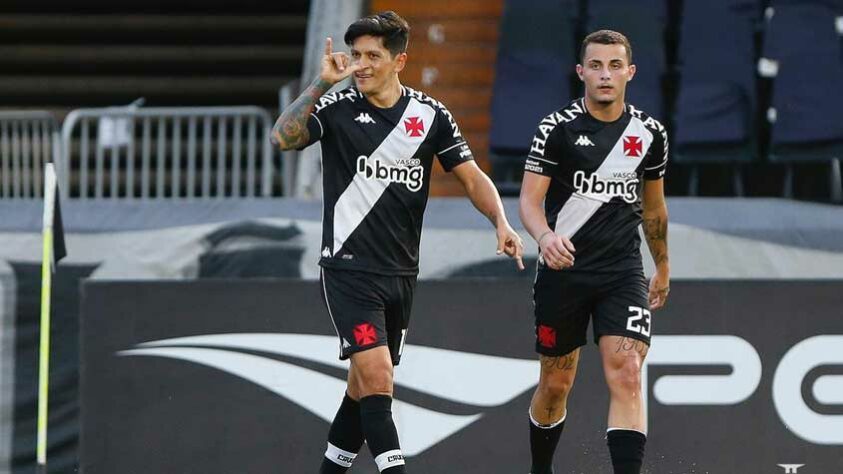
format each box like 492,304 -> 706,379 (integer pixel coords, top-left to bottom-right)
332,98 -> 435,254
554,193 -> 603,238
555,117 -> 654,238
587,116 -> 653,202
374,449 -> 405,471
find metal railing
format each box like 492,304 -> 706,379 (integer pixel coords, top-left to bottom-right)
278,80 -> 300,197
0,111 -> 62,200
61,105 -> 276,199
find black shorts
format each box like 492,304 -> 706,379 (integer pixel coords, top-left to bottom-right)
319,267 -> 416,366
532,267 -> 651,356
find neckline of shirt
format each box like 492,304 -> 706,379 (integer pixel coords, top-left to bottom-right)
581,97 -> 629,125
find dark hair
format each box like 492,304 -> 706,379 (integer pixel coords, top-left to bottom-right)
344,11 -> 410,57
579,30 -> 632,63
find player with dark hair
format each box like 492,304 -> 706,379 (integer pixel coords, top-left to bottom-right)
271,11 -> 524,474
519,30 -> 670,474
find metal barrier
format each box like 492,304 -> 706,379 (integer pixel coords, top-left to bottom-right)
278,80 -> 300,197
61,106 -> 276,199
0,111 -> 63,200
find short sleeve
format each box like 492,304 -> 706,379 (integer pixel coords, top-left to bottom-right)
524,125 -> 562,176
434,107 -> 473,172
298,112 -> 326,149
643,126 -> 668,180
296,90 -> 341,150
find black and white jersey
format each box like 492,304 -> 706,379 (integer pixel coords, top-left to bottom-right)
303,85 -> 473,275
524,98 -> 668,272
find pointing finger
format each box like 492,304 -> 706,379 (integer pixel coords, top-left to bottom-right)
324,37 -> 333,56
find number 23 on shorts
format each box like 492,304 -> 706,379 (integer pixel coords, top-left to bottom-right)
626,306 -> 651,337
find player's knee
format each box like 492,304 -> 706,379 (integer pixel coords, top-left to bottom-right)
356,365 -> 394,396
607,358 -> 642,393
538,374 -> 574,398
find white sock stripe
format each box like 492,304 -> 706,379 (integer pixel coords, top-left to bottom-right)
606,427 -> 648,437
325,442 -> 357,468
528,408 -> 567,429
374,449 -> 405,471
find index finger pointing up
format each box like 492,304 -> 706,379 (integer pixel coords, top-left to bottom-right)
324,37 -> 333,56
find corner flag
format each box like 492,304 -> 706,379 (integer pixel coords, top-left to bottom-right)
37,163 -> 66,473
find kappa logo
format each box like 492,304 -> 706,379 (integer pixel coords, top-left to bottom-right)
623,136 -> 643,157
118,333 -> 538,456
357,155 -> 424,192
404,116 -> 425,137
778,465 -> 805,473
321,246 -> 332,258
354,112 -> 376,124
574,135 -> 595,147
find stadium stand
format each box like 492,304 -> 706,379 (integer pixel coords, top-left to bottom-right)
762,0 -> 843,202
1,0 -> 842,201
0,0 -> 308,198
0,0 -> 307,111
371,0 -> 503,196
672,0 -> 761,196
585,0 -> 667,118
488,0 -> 579,195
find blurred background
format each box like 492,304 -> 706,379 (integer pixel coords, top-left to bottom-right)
0,0 -> 841,201
0,1 -> 842,473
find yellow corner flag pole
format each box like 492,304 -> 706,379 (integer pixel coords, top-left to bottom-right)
37,163 -> 61,474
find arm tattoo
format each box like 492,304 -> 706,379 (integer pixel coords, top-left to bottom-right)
271,78 -> 332,150
643,214 -> 669,267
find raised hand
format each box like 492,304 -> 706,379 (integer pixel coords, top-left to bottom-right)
320,37 -> 362,85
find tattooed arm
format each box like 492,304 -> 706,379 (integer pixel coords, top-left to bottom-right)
271,37 -> 361,150
271,78 -> 333,150
642,178 -> 670,310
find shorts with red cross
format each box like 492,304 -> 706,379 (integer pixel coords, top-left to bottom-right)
319,267 -> 416,366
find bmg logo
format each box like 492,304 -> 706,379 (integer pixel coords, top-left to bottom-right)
357,155 -> 424,192
778,464 -> 805,473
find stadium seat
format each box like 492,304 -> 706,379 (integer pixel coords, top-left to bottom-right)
762,2 -> 843,201
488,0 -> 579,195
585,0 -> 667,118
672,0 -> 762,196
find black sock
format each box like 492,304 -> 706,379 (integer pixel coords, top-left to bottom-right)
360,395 -> 406,473
529,409 -> 566,474
320,393 -> 365,473
607,429 -> 647,474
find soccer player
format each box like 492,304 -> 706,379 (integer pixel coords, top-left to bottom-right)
271,11 -> 524,474
519,30 -> 670,474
